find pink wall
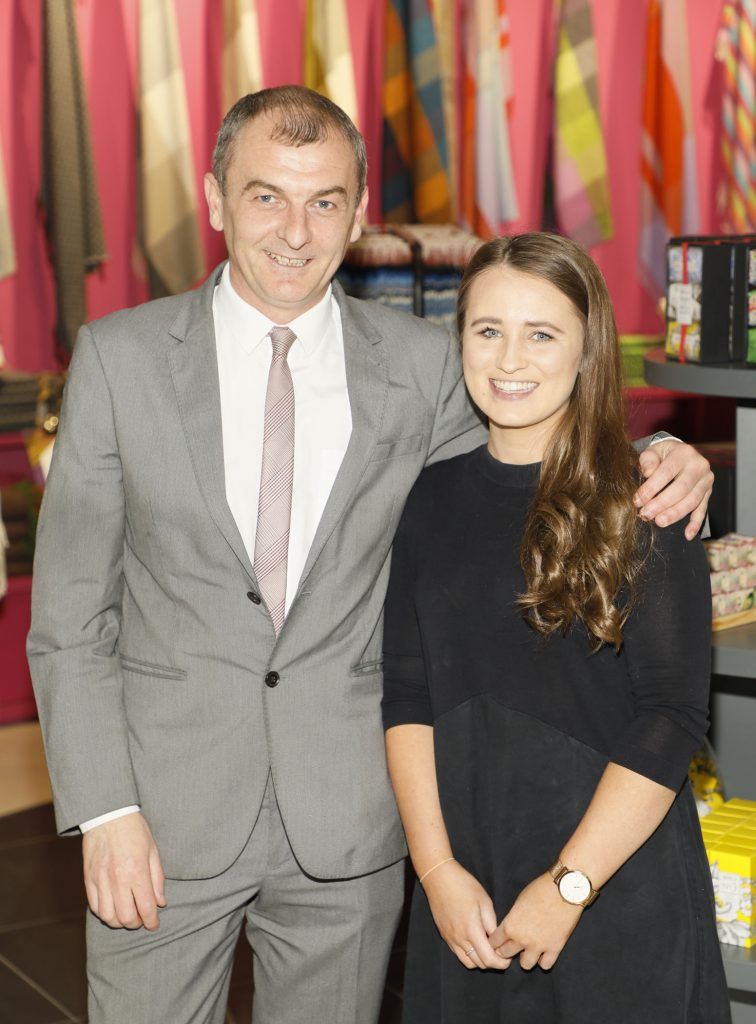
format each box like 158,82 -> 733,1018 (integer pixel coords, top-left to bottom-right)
0,0 -> 726,372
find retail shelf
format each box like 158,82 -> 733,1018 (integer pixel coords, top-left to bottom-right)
712,622 -> 756,680
722,943 -> 756,993
644,348 -> 756,399
644,346 -> 756,537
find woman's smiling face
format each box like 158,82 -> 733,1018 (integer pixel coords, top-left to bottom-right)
461,265 -> 585,463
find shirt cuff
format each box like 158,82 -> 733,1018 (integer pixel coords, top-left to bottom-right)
649,432 -> 682,446
79,806 -> 141,833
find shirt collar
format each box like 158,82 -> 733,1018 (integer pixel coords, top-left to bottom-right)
215,262 -> 333,356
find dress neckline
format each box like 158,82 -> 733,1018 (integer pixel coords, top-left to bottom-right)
473,445 -> 541,489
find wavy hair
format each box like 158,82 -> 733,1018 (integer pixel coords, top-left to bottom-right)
457,233 -> 650,650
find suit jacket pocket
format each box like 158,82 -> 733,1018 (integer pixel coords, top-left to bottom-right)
370,434 -> 425,462
119,654 -> 187,680
350,659 -> 384,677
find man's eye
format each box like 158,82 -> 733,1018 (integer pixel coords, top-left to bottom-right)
257,194 -> 275,204
315,199 -> 335,210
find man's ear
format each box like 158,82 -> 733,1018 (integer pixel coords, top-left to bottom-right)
204,173 -> 224,233
349,186 -> 370,244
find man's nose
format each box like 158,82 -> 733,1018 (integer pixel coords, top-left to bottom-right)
278,205 -> 311,251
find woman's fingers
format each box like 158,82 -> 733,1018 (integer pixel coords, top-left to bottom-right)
480,897 -> 498,936
454,937 -> 509,971
538,949 -> 559,971
456,942 -> 486,970
494,937 -> 523,960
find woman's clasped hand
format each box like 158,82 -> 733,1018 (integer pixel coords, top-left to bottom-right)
423,862 -> 582,973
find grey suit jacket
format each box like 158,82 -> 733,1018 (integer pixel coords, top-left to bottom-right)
27,264 -> 486,880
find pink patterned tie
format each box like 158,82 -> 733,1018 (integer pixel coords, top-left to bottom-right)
254,326 -> 296,635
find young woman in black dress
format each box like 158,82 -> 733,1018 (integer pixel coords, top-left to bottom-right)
382,233 -> 730,1023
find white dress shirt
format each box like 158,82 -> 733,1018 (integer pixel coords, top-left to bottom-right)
213,263 -> 352,611
80,265 -> 352,832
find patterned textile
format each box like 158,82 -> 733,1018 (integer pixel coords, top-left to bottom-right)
638,0 -> 700,299
717,0 -> 756,232
338,224 -> 480,330
139,0 -> 205,298
553,0 -> 613,248
382,0 -> 453,223
222,0 -> 263,111
460,0 -> 519,237
304,0 -> 359,126
430,0 -> 458,218
0,132 -> 15,281
41,0 -> 106,353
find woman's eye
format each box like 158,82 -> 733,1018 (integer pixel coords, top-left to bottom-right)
532,331 -> 553,342
481,327 -> 500,339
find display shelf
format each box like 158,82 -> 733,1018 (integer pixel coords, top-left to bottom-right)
712,622 -> 756,680
644,352 -> 756,1017
722,944 -> 756,993
645,347 -> 756,536
644,348 -> 756,399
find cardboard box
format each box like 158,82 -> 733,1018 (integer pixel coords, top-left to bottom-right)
748,245 -> 756,364
666,235 -> 756,364
700,799 -> 756,948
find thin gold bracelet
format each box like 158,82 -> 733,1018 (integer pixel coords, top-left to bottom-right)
418,857 -> 455,885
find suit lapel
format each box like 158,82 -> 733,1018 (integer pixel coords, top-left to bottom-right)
166,264 -> 257,584
293,285 -> 388,599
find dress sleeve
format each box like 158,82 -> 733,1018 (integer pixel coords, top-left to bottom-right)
609,518 -> 712,791
382,495 -> 434,730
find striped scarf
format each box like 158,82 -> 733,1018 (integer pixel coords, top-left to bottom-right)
0,132 -> 15,281
552,0 -> 613,247
222,0 -> 263,111
638,0 -> 700,299
717,0 -> 756,232
139,0 -> 206,298
41,0 -> 106,353
460,0 -> 519,237
304,0 -> 359,127
382,0 -> 452,223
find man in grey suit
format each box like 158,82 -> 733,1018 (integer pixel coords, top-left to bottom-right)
28,87 -> 713,1024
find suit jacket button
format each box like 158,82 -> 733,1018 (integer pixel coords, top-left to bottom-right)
246,591 -> 261,604
265,671 -> 280,688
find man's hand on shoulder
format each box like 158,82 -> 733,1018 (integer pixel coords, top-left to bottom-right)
635,440 -> 714,540
82,812 -> 166,931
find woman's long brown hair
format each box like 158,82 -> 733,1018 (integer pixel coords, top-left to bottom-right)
457,233 -> 650,650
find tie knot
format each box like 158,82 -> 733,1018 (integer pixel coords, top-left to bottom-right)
270,325 -> 297,359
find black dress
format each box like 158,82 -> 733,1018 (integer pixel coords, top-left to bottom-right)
382,446 -> 730,1024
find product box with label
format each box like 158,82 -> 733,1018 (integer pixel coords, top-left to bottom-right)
665,235 -> 753,363
700,798 -> 756,948
748,245 -> 756,364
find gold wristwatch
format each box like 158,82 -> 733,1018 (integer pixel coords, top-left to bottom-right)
549,860 -> 600,907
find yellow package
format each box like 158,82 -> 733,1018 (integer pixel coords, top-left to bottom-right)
701,799 -> 756,948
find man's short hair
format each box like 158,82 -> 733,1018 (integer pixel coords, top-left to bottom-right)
212,85 -> 367,201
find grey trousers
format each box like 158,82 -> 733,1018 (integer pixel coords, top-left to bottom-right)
86,778 -> 405,1024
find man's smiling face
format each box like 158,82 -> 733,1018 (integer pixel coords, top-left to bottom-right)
204,113 -> 368,323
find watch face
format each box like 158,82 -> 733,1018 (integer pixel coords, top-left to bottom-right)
558,870 -> 591,904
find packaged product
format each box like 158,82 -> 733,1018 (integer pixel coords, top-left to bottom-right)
665,235 -> 755,363
700,799 -> 756,948
704,534 -> 756,572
